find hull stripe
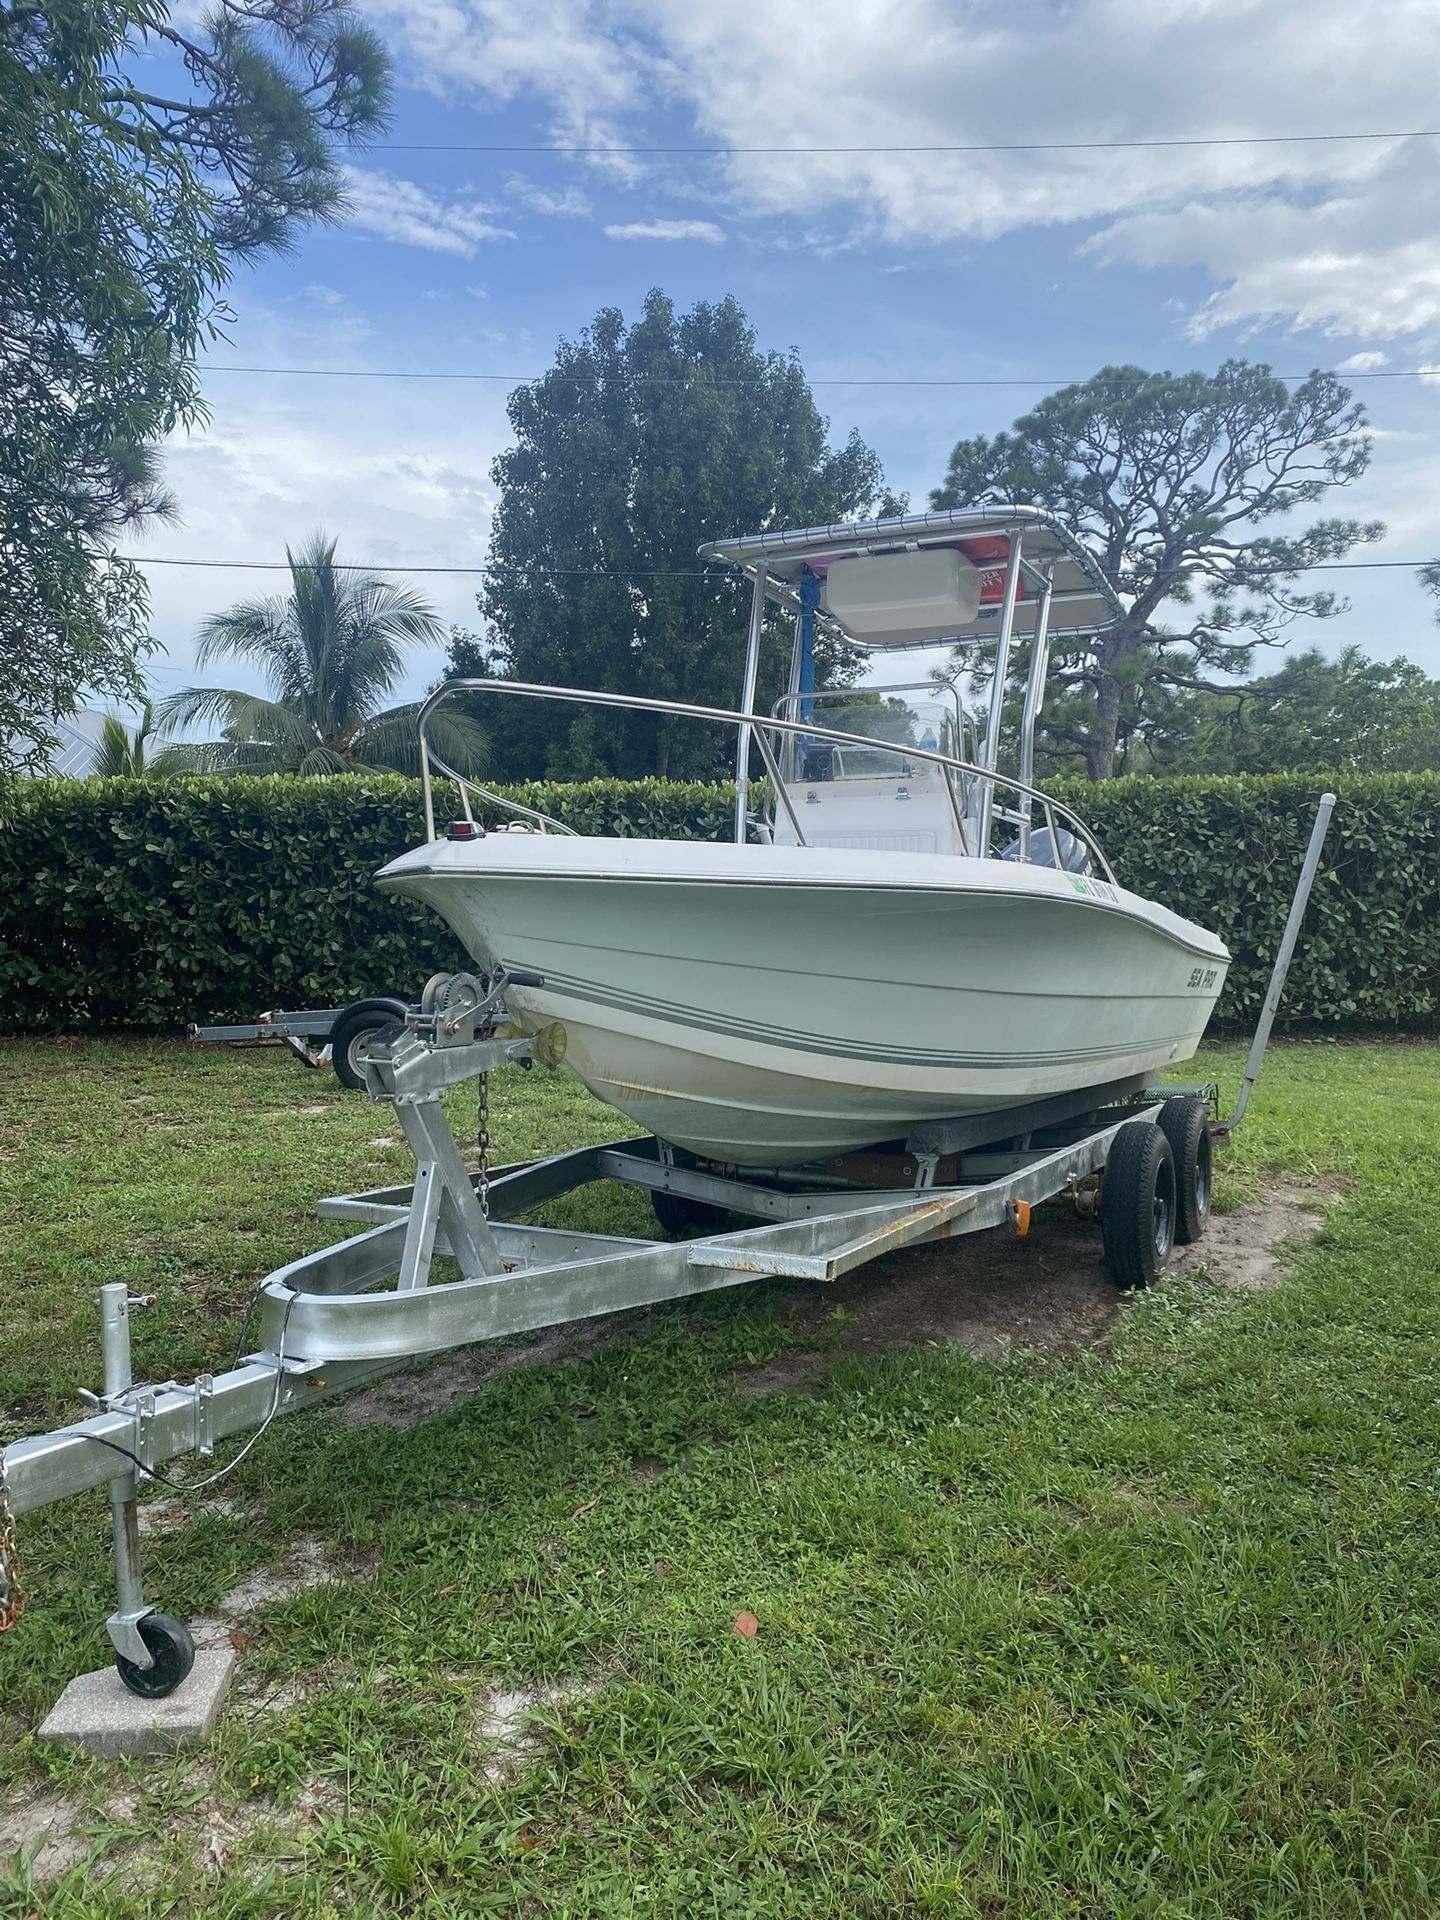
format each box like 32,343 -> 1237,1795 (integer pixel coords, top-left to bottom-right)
513,964 -> 1220,1073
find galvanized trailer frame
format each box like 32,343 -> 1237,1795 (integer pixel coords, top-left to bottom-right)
0,799 -> 1336,1693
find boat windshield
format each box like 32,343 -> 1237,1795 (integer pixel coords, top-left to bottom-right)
770,686 -> 972,783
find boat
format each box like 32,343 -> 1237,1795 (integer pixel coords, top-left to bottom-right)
377,506 -> 1230,1167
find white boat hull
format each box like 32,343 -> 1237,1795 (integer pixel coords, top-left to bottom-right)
378,837 -> 1229,1165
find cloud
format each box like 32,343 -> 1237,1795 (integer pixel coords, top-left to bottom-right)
1089,145 -> 1440,340
1336,351 -> 1390,373
602,217 -> 724,243
372,0 -> 1440,339
506,174 -> 591,218
342,167 -> 516,255
368,0 -> 651,178
139,293 -> 510,702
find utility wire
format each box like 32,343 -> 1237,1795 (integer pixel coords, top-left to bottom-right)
127,555 -> 1433,577
198,363 -> 1440,388
378,128 -> 1440,157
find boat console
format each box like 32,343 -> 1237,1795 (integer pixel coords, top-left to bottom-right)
768,685 -> 975,856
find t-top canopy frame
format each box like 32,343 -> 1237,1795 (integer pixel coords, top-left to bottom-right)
700,505 -> 1122,843
697,504 -> 1122,649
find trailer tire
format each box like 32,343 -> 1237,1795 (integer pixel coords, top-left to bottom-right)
115,1612 -> 195,1699
1158,1096 -> 1212,1245
330,998 -> 410,1091
1101,1120 -> 1176,1290
650,1189 -> 730,1238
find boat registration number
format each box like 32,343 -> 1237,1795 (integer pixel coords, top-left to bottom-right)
1188,966 -> 1219,989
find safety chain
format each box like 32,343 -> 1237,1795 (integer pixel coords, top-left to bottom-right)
476,1069 -> 491,1218
0,1450 -> 26,1633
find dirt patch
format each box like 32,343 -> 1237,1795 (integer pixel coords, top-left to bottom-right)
0,1785 -> 97,1882
199,1537 -> 375,1622
628,1453 -> 675,1483
469,1679 -> 592,1786
1173,1177 -> 1332,1291
733,1353 -> 828,1401
732,1177 -> 1331,1391
136,1494 -> 248,1537
3,1708 -> 355,1890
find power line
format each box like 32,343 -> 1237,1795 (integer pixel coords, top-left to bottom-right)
199,363 -> 1440,389
128,555 -> 1433,577
379,128 -> 1440,157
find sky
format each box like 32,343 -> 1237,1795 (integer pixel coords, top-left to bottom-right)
133,0 -> 1440,718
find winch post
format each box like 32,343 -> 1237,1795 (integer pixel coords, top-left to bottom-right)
99,1285 -> 154,1669
358,1015 -> 513,1284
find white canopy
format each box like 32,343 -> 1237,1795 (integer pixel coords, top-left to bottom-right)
699,505 -> 1121,649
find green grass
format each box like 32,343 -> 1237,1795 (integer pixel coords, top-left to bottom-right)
2,1036 -> 1439,1917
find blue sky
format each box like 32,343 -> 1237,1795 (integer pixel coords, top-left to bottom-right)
136,0 -> 1440,714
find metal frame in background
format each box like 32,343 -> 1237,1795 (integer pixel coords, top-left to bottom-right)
0,798 -> 1336,1694
186,1007 -> 345,1068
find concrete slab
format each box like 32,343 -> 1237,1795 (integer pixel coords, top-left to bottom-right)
37,1647 -> 237,1758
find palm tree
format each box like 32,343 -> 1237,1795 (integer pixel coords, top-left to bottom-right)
155,533 -> 487,776
92,698 -> 206,778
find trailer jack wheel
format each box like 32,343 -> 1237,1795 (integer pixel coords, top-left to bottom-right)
330,999 -> 410,1091
1102,1120 -> 1176,1290
115,1612 -> 195,1700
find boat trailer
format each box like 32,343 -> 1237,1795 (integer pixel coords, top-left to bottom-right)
0,799 -> 1336,1698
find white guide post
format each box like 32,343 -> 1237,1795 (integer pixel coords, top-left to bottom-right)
734,567 -> 768,845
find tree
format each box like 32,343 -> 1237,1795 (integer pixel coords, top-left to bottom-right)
90,697 -> 202,777
456,291 -> 899,780
157,535 -> 487,776
1144,646 -> 1440,776
0,0 -> 389,778
931,362 -> 1384,779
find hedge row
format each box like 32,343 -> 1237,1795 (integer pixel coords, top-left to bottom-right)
0,776 -> 734,1030
0,770 -> 1435,1030
1048,772 -> 1439,1027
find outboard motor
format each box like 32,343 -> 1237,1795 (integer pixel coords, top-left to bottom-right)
1001,826 -> 1092,875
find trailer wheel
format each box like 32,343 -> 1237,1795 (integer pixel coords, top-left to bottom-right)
115,1612 -> 195,1700
1158,1096 -> 1212,1245
651,1189 -> 730,1238
329,998 -> 410,1091
1101,1121 -> 1176,1290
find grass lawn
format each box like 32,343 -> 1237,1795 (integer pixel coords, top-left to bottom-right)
2,1035 -> 1439,1917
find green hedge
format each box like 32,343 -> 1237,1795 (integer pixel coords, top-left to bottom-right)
0,775 -> 734,1030
0,771 -> 1434,1031
1049,772 -> 1439,1027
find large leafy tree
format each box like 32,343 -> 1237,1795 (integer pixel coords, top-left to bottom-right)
0,0 -> 389,778
1143,645 -> 1440,776
158,535 -> 487,776
451,291 -> 898,780
931,362 -> 1384,779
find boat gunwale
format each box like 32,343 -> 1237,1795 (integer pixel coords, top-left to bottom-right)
376,843 -> 1231,965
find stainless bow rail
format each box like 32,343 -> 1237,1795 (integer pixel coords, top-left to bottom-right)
416,680 -> 1118,879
